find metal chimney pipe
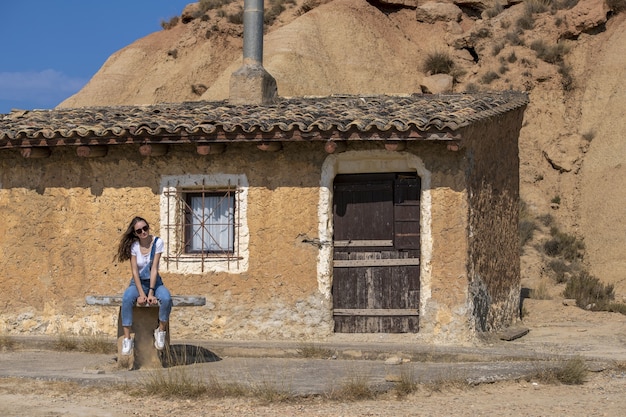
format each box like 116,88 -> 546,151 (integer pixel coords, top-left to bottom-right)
229,0 -> 277,104
243,0 -> 264,65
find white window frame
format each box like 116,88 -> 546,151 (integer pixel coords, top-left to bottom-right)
160,174 -> 249,274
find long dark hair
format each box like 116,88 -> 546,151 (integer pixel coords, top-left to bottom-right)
115,216 -> 149,262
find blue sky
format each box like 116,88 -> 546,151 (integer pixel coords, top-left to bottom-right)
0,0 -> 192,114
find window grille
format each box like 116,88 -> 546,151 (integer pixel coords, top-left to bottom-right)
163,179 -> 241,272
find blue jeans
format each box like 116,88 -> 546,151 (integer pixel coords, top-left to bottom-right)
121,277 -> 172,327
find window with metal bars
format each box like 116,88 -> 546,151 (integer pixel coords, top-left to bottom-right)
184,190 -> 235,254
160,174 -> 248,274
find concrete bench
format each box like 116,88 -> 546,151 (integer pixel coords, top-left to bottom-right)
86,295 -> 206,369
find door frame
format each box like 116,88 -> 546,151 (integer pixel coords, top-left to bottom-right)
317,150 -> 433,329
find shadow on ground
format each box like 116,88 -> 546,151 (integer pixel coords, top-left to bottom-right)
162,344 -> 222,367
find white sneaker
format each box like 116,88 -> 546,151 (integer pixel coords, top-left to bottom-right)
154,328 -> 166,350
121,338 -> 133,355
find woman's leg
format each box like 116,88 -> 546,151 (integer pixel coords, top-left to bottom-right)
121,284 -> 139,339
154,284 -> 172,330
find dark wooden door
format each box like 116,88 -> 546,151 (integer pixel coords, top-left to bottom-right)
332,173 -> 421,333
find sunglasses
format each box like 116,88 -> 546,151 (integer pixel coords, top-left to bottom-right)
134,225 -> 149,234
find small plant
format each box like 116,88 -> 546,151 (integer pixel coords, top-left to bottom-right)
329,372 -> 377,401
422,51 -> 455,75
505,31 -> 524,46
296,343 -> 333,359
160,16 -> 180,30
530,357 -> 587,385
54,334 -> 79,351
531,40 -> 570,64
606,302 -> 626,315
140,368 -> 210,399
297,0 -> 320,16
516,12 -> 535,31
543,227 -> 585,260
228,9 -> 244,24
465,83 -> 480,92
0,334 -> 17,351
525,0 -> 552,14
394,369 -> 419,397
559,62 -> 574,91
480,71 -> 500,84
531,279 -> 552,299
485,2 -> 504,18
80,334 -> 116,354
507,52 -> 518,63
537,213 -> 554,226
550,195 -> 561,204
563,270 -> 614,309
547,258 -> 573,283
492,42 -> 505,56
199,0 -> 234,12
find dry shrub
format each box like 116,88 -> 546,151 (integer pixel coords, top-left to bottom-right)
485,2 -> 504,18
422,51 -> 455,75
296,343 -> 333,359
0,334 -> 17,351
199,0 -> 234,12
140,368 -> 210,399
228,9 -> 244,24
531,279 -> 552,300
530,40 -> 570,64
328,373 -> 377,401
516,11 -> 535,30
542,227 -> 584,261
161,16 -> 180,30
547,258 -> 574,283
531,357 -> 587,385
54,334 -> 79,351
80,334 -> 116,354
563,270 -> 614,309
394,369 -> 419,397
480,71 -> 500,84
525,0 -> 552,14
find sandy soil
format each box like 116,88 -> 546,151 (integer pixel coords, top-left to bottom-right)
1,368 -> 625,416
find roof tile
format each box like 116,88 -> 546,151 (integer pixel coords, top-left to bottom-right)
0,92 -> 528,147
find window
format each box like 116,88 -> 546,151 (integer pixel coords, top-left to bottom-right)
185,191 -> 235,254
160,174 -> 249,274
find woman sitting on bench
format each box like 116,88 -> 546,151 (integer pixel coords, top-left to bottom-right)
115,216 -> 172,355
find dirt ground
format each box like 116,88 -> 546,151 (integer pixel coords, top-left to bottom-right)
0,371 -> 625,417
2,297 -> 626,417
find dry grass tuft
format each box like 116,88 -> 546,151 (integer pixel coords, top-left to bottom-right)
328,372 -> 377,401
394,369 -> 419,397
530,357 -> 588,385
296,343 -> 333,359
54,334 -> 80,351
0,334 -> 17,351
422,51 -> 455,75
80,334 -> 116,354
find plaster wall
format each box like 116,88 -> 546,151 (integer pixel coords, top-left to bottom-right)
0,140 -> 472,342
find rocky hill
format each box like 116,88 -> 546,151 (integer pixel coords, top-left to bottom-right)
59,0 -> 626,299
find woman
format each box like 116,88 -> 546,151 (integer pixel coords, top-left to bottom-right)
115,216 -> 172,355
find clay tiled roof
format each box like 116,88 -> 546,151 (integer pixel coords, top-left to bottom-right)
0,92 -> 528,149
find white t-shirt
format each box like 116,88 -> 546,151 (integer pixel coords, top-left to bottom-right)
131,237 -> 164,279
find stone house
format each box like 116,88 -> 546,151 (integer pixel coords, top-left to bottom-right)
0,91 -> 527,343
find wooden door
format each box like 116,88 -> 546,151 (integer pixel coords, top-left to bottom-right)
332,173 -> 421,333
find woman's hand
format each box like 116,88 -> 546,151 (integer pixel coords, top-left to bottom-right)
147,294 -> 158,305
137,294 -> 148,305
